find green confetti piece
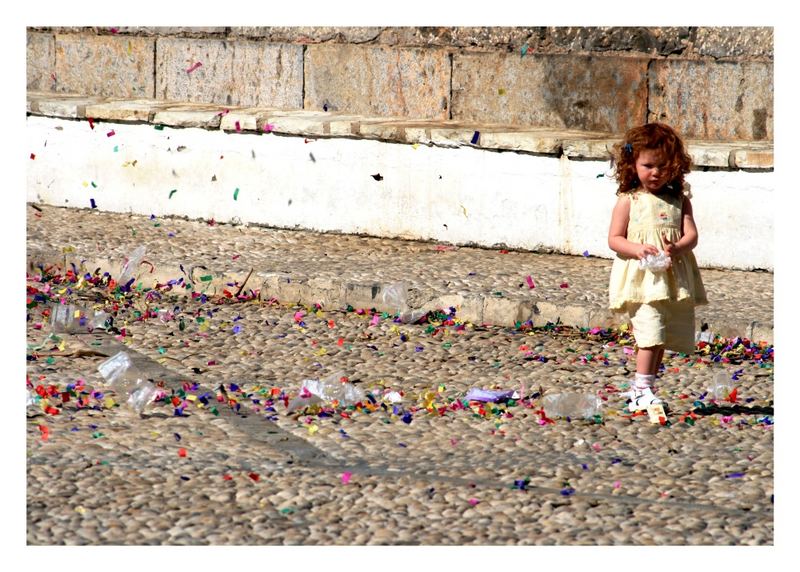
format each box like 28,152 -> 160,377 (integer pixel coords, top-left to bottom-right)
92,432 -> 104,439
200,275 -> 213,282
233,187 -> 239,200
158,347 -> 166,354
521,43 -> 529,57
169,189 -> 177,199
442,342 -> 452,349
210,406 -> 219,416
46,357 -> 55,365
113,145 -> 118,152
91,181 -> 97,188
195,317 -> 205,323
280,508 -> 294,514
154,124 -> 164,130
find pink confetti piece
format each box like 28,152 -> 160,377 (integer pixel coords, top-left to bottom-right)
263,123 -> 275,133
468,498 -> 479,506
559,282 -> 569,288
623,346 -> 635,355
591,442 -> 602,452
293,311 -> 305,322
186,62 -> 203,74
370,314 -> 380,326
341,472 -> 352,484
106,129 -> 115,138
613,480 -> 621,489
216,109 -> 230,117
109,28 -> 119,34
525,275 -> 535,289
235,121 -> 241,132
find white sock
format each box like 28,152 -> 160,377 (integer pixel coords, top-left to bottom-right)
634,373 -> 656,391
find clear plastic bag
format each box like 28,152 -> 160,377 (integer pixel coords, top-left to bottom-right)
381,283 -> 427,324
119,245 -> 147,285
542,393 -> 602,419
708,371 -> 735,401
286,371 -> 364,413
127,380 -> 158,414
50,303 -> 92,333
639,251 -> 671,272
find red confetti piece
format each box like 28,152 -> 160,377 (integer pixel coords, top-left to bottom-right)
248,472 -> 260,482
337,338 -> 344,346
106,130 -> 115,138
38,425 -> 49,441
88,117 -> 95,130
30,153 -> 35,160
186,62 -> 203,74
223,474 -> 233,481
499,249 -> 509,254
560,282 -> 569,288
235,121 -> 241,132
178,448 -> 187,458
328,320 -> 336,329
232,254 -> 240,260
110,27 -> 119,34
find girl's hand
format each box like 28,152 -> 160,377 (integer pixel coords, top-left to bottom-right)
662,233 -> 679,258
634,243 -> 660,260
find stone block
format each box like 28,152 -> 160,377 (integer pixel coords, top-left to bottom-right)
54,34 -> 155,98
731,147 -> 773,169
152,103 -> 226,128
692,27 -> 773,59
648,60 -> 773,141
686,142 -> 732,168
84,99 -> 171,122
304,44 -> 450,119
27,32 -> 55,91
452,52 -> 649,134
482,297 -> 531,328
260,111 -> 367,136
230,27 -> 383,44
156,38 -> 303,108
32,94 -> 108,118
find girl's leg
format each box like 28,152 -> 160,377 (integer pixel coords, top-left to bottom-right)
636,345 -> 663,375
651,347 -> 665,376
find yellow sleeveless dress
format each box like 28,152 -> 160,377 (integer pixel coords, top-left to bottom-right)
608,191 -> 707,310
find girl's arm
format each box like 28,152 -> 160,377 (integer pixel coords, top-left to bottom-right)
608,195 -> 660,259
663,196 -> 699,257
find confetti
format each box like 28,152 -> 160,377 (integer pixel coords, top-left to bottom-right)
169,189 -> 177,199
186,62 -> 203,74
341,471 -> 352,484
106,130 -> 115,138
525,275 -> 535,289
233,188 -> 240,201
471,131 -> 480,145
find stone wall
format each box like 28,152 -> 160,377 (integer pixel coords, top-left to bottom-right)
27,27 -> 773,141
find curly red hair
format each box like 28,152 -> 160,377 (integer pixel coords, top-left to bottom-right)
611,123 -> 692,197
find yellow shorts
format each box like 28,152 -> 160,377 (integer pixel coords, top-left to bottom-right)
626,300 -> 695,354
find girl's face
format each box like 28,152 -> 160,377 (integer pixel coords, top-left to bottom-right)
635,149 -> 668,192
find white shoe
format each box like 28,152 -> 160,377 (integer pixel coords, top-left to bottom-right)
627,387 -> 663,412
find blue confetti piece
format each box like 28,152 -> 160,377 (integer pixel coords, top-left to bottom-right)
232,325 -> 242,334
725,472 -> 745,479
401,412 -> 413,424
583,250 -> 589,257
90,198 -> 97,209
398,443 -> 407,448
174,433 -> 181,441
560,487 -> 576,496
470,131 -> 480,145
229,383 -> 240,392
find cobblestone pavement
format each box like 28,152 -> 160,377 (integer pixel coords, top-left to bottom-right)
25,205 -> 775,548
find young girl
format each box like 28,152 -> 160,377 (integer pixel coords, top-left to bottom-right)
607,123 -> 707,411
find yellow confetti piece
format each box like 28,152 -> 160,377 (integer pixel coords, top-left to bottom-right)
58,288 -> 67,294
104,397 -> 116,409
307,424 -> 319,435
412,143 -> 419,150
150,431 -> 160,438
73,310 -> 81,319
314,348 -> 327,356
186,395 -> 197,402
57,340 -> 66,352
82,181 -> 89,188
75,506 -> 87,514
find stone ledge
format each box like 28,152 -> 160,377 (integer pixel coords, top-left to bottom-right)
26,91 -> 774,169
